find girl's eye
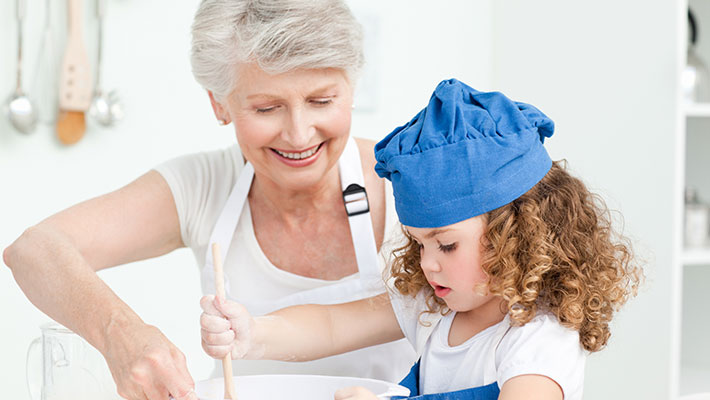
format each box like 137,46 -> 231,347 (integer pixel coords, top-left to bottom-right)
438,243 -> 457,253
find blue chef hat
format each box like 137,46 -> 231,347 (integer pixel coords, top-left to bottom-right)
374,79 -> 555,228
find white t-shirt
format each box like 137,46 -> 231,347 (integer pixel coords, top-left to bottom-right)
389,291 -> 586,399
154,143 -> 417,381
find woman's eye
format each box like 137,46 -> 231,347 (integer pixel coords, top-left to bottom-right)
438,243 -> 457,253
256,106 -> 278,113
310,98 -> 333,106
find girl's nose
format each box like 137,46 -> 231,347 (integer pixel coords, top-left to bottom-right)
419,248 -> 441,273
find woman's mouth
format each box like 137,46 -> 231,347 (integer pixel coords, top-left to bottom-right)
270,142 -> 324,166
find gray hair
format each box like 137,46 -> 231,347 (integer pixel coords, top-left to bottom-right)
191,0 -> 364,101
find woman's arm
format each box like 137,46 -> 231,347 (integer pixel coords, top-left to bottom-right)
200,292 -> 404,362
3,170 -> 197,400
498,375 -> 563,400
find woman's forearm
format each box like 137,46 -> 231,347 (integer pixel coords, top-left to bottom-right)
5,167 -> 192,399
3,223 -> 144,354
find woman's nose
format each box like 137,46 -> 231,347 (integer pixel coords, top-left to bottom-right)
282,107 -> 314,149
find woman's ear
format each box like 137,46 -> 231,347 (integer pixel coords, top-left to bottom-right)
208,91 -> 231,125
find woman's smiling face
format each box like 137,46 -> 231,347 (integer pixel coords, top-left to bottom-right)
219,63 -> 354,191
406,215 -> 496,313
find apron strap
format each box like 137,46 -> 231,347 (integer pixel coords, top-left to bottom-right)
202,162 -> 254,297
339,137 -> 382,282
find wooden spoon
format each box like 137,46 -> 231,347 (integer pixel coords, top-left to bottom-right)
56,0 -> 92,145
211,243 -> 238,400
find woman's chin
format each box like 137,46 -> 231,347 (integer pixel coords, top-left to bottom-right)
268,161 -> 335,191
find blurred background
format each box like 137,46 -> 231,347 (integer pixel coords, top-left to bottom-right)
0,0 -> 705,399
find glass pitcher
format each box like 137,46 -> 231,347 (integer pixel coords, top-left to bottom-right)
26,322 -> 120,400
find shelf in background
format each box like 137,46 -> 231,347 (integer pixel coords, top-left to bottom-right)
680,393 -> 710,400
685,103 -> 710,117
683,247 -> 710,266
681,363 -> 710,398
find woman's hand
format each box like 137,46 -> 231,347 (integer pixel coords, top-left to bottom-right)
334,386 -> 379,400
200,295 -> 256,359
102,321 -> 197,400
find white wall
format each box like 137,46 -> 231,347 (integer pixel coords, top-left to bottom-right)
491,1 -> 678,399
0,1 -> 491,399
347,1 -> 493,142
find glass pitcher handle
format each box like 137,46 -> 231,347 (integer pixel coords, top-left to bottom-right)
26,337 -> 42,400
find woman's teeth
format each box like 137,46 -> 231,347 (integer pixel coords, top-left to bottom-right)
274,145 -> 319,160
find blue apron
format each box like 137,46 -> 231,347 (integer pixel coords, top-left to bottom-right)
392,318 -> 511,400
393,360 -> 500,400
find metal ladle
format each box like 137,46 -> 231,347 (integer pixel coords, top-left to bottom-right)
31,0 -> 58,124
89,0 -> 123,126
5,0 -> 38,134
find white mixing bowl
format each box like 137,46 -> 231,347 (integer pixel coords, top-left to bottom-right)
194,374 -> 410,399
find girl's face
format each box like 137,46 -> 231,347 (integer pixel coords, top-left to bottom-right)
406,215 -> 497,313
214,63 -> 354,191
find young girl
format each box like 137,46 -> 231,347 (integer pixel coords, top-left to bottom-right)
199,79 -> 641,400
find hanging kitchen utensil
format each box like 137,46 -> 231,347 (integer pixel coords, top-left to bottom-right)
5,0 -> 38,134
89,0 -> 123,127
56,0 -> 93,145
31,0 -> 59,124
683,8 -> 710,103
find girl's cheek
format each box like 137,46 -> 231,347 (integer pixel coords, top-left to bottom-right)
473,283 -> 488,296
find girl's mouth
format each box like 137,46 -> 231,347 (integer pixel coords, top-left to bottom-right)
432,283 -> 451,298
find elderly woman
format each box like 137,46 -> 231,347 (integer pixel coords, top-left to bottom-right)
3,0 -> 416,399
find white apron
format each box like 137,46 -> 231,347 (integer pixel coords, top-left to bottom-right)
202,137 -> 416,381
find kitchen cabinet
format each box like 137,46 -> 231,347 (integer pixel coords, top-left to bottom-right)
677,1 -> 710,398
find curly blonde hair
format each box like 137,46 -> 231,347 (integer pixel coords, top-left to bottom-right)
389,161 -> 642,352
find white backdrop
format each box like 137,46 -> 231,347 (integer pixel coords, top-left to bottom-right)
1,1 -> 677,399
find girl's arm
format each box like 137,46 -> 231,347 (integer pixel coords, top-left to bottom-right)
200,292 -> 404,361
499,375 -> 563,400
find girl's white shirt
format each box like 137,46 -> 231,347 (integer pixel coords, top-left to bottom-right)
155,142 -> 416,381
389,290 -> 586,399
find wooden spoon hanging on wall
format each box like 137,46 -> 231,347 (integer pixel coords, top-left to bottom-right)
56,0 -> 92,145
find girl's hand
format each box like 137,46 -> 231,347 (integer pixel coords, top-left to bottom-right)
334,386 -> 379,400
199,295 -> 256,359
